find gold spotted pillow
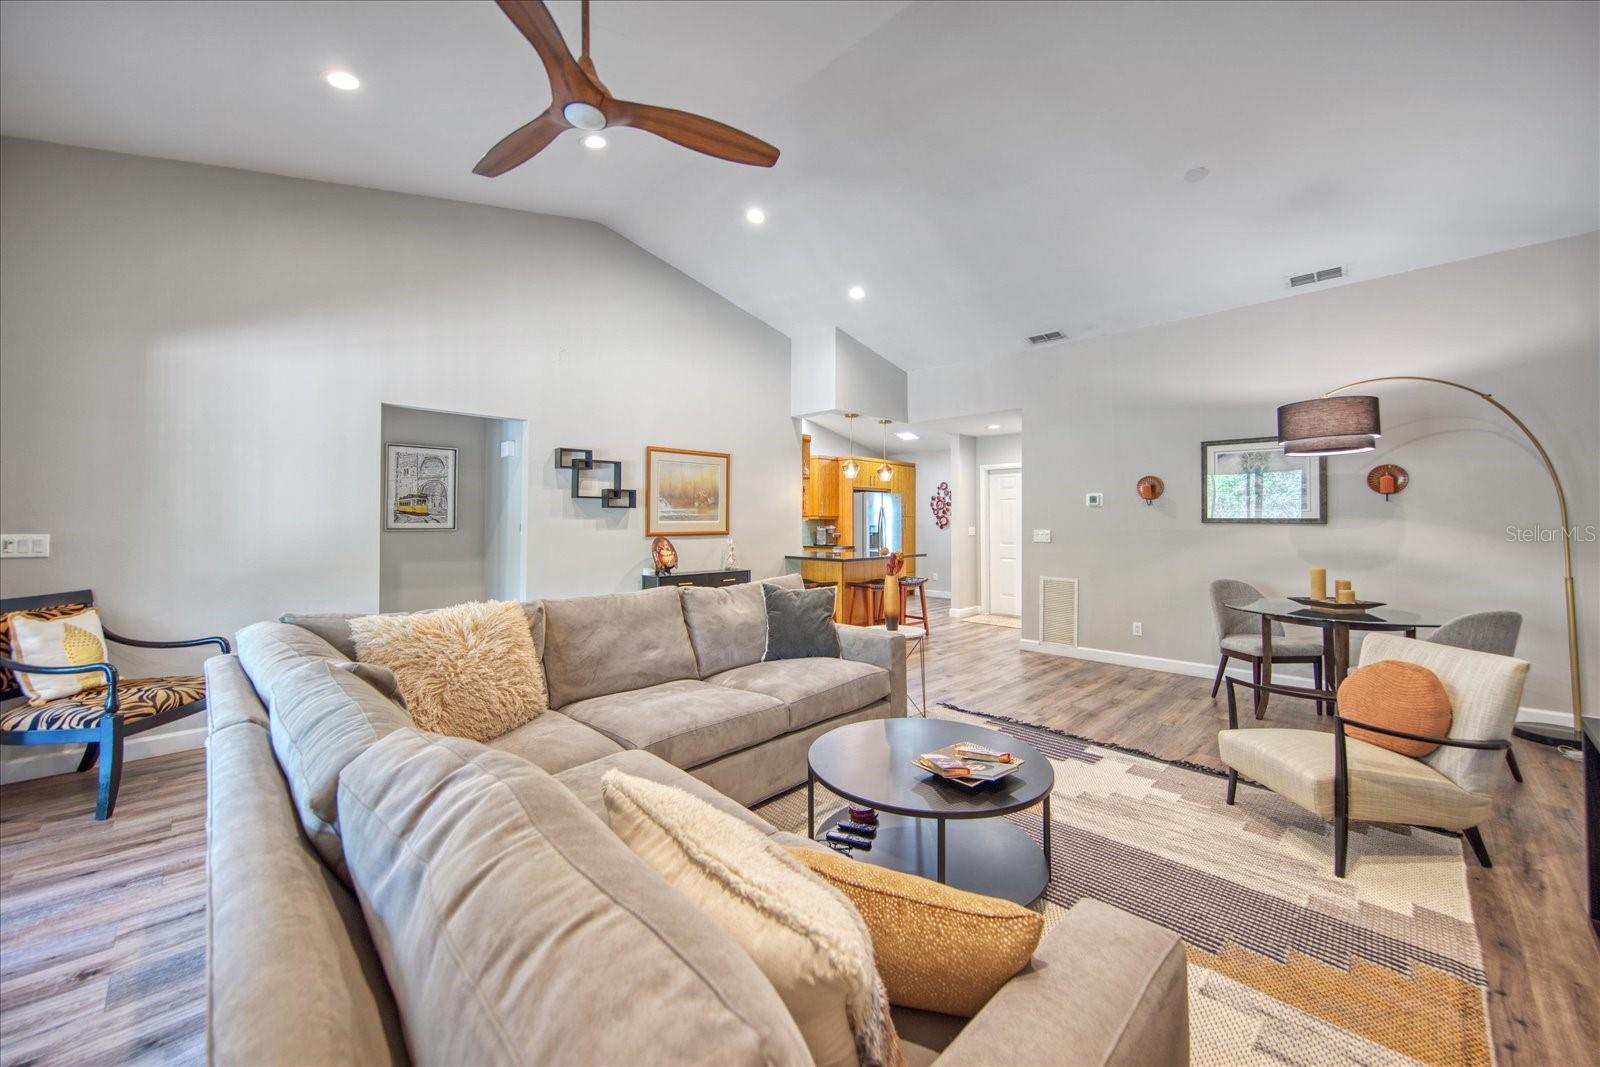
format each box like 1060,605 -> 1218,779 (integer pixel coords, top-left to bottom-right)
9,608 -> 111,704
790,846 -> 1043,1018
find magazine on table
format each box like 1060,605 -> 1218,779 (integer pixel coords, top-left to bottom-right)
913,741 -> 1024,788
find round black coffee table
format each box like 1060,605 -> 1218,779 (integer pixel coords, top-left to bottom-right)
807,718 -> 1054,905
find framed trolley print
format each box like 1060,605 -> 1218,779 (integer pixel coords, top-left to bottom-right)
1201,437 -> 1326,524
646,446 -> 730,536
385,443 -> 458,530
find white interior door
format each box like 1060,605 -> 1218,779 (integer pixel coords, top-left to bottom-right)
986,468 -> 1022,616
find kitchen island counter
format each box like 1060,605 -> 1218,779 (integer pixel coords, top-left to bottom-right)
786,553 -> 924,622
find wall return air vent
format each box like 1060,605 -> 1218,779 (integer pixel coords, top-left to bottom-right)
1026,330 -> 1067,345
1288,266 -> 1345,288
1039,576 -> 1079,646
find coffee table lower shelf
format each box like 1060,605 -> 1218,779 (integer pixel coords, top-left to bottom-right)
811,806 -> 1050,907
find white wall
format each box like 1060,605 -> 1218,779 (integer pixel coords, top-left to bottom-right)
949,434 -> 982,611
484,418 -> 528,602
834,329 -> 908,423
899,447 -> 952,595
378,405 -> 491,613
0,139 -> 799,775
977,433 -> 1022,468
1021,234 -> 1599,718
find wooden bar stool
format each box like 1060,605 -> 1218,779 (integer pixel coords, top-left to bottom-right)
898,575 -> 930,636
846,580 -> 884,625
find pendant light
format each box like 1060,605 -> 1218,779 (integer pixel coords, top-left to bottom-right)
840,414 -> 860,480
876,419 -> 893,482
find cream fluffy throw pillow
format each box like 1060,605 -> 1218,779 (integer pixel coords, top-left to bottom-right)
349,601 -> 545,742
602,770 -> 903,1067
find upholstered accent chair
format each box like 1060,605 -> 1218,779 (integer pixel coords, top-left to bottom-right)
1428,611 -> 1525,782
1208,579 -> 1323,706
1216,633 -> 1528,877
0,590 -> 229,819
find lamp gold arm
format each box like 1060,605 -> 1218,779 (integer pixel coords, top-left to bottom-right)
1325,375 -> 1583,739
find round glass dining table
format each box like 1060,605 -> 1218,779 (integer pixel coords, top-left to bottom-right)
1225,598 -> 1444,717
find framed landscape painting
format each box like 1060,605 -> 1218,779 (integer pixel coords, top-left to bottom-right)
385,443 -> 458,530
1201,437 -> 1326,524
646,446 -> 730,536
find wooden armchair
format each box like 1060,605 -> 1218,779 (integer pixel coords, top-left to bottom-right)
0,589 -> 229,819
1216,632 -> 1528,877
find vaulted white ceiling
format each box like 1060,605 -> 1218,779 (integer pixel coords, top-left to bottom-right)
3,0 -> 1595,371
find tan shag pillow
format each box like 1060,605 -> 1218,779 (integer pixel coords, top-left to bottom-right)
602,770 -> 903,1067
789,846 -> 1042,1017
349,601 -> 545,742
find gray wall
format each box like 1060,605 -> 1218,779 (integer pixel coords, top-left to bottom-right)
378,405 -> 489,613
899,446 -> 952,594
1021,234 -> 1599,717
949,435 -> 982,610
977,433 -> 1022,468
0,138 -> 798,774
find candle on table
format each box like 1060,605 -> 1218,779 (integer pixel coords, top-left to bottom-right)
1336,586 -> 1356,604
1310,568 -> 1327,601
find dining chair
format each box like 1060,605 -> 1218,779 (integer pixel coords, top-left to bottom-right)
1217,633 -> 1527,877
1208,579 -> 1323,707
0,590 -> 229,819
1428,611 -> 1524,783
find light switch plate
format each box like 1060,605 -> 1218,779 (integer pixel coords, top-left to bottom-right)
1085,493 -> 1104,508
1032,529 -> 1052,543
967,525 -> 976,536
1,533 -> 49,558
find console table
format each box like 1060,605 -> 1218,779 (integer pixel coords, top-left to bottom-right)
640,569 -> 750,590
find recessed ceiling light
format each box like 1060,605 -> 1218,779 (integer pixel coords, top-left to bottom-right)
1183,165 -> 1209,183
895,431 -> 919,441
324,70 -> 361,91
987,424 -> 1001,430
582,133 -> 607,150
847,286 -> 865,301
745,207 -> 766,225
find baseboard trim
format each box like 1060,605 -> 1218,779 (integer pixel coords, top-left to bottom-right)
1016,639 -> 1565,724
924,589 -> 952,600
0,722 -> 207,786
948,605 -> 983,619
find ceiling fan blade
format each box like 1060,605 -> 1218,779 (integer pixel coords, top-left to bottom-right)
493,0 -> 600,104
473,109 -> 567,177
605,100 -> 779,167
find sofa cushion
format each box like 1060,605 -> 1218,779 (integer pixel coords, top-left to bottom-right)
555,748 -> 779,838
267,657 -> 413,882
710,657 -> 891,732
681,583 -> 769,677
281,602 -> 546,661
764,584 -> 841,661
486,710 -> 623,774
337,730 -> 811,1067
541,587 -> 699,708
1217,727 -> 1491,829
561,679 -> 787,769
236,620 -> 350,703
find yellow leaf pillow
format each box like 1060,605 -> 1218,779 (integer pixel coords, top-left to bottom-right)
789,846 -> 1043,1017
9,608 -> 111,704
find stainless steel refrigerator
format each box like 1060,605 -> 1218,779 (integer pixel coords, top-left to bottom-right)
853,489 -> 903,555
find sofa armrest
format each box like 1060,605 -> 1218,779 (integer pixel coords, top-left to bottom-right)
935,900 -> 1189,1067
836,624 -> 907,717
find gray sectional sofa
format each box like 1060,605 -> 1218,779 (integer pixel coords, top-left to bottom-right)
206,576 -> 1189,1066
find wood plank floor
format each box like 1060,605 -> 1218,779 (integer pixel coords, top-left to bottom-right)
1,599 -> 1594,1065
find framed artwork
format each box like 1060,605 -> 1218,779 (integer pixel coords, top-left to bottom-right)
1201,437 -> 1326,524
385,443 -> 458,530
645,446 -> 730,536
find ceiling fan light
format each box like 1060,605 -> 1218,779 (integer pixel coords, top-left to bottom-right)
563,101 -> 607,131
323,70 -> 360,91
582,133 -> 607,150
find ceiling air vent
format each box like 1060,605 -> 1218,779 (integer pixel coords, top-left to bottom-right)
1288,266 -> 1345,288
1027,330 -> 1067,345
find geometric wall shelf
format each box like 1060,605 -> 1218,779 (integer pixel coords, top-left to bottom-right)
555,447 -> 638,508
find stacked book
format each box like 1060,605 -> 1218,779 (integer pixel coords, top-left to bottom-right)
914,741 -> 1024,789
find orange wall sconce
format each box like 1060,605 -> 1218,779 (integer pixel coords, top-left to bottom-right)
1136,475 -> 1164,505
1367,464 -> 1408,501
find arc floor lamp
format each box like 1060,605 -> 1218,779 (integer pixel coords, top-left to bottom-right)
1277,376 -> 1583,748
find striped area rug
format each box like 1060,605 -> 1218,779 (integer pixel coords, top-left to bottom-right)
755,709 -> 1492,1067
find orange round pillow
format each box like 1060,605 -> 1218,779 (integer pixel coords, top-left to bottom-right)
1337,660 -> 1453,758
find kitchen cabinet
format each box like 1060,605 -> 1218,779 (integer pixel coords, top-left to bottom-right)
804,456 -> 840,518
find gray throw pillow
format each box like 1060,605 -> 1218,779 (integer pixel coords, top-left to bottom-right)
762,585 -> 840,661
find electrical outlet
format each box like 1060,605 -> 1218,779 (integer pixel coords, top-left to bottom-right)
1,534 -> 49,558
1085,493 -> 1104,508
931,573 -> 940,582
1131,621 -> 1143,637
1032,529 -> 1052,543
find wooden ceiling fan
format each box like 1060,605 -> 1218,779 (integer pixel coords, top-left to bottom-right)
474,0 -> 780,176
